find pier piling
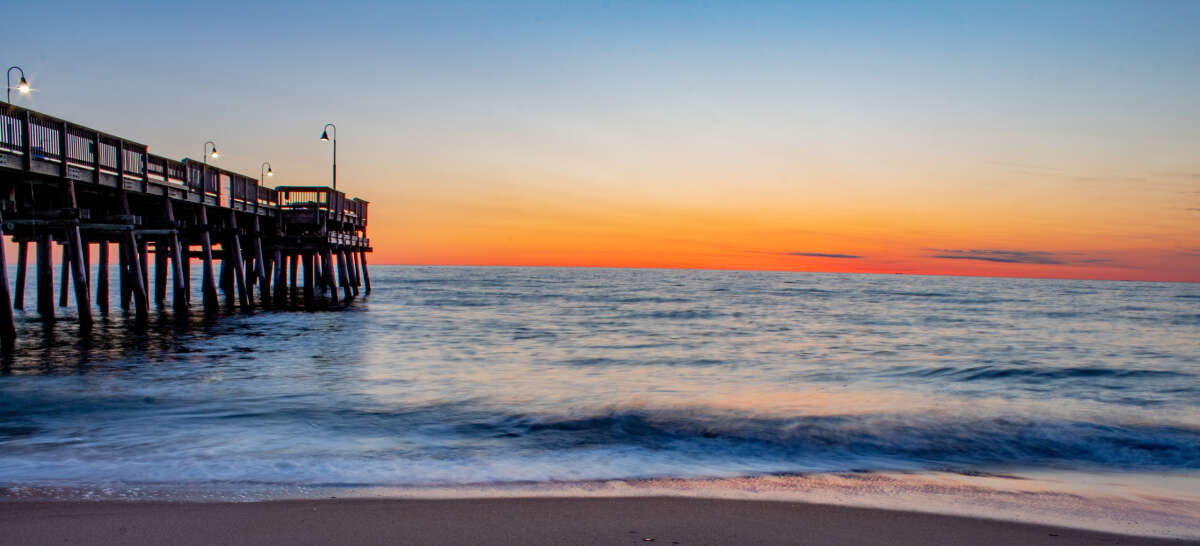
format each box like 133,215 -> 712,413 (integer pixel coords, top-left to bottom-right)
36,234 -> 53,321
58,246 -> 70,308
13,241 -> 28,310
96,242 -> 110,315
198,206 -> 219,311
0,211 -> 17,344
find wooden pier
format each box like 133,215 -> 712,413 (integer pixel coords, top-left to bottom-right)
0,103 -> 372,348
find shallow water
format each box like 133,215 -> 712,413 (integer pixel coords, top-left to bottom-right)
0,267 -> 1197,496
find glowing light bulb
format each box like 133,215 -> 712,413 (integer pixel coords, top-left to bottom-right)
16,77 -> 29,93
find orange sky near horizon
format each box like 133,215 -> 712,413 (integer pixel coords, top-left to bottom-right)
360,149 -> 1199,282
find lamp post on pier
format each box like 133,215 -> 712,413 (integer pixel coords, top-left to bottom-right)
203,141 -> 219,166
260,162 -> 273,183
6,66 -> 30,104
319,123 -> 336,191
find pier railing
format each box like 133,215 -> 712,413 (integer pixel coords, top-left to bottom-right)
277,186 -> 368,227
2,103 -> 300,214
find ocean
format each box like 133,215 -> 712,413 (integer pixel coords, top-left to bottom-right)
1,266 -> 1198,533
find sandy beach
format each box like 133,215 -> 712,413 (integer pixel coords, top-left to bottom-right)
1,497 -> 1192,546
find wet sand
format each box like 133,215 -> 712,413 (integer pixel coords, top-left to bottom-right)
0,497 -> 1191,545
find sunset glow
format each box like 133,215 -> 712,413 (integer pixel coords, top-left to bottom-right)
6,1 -> 1197,282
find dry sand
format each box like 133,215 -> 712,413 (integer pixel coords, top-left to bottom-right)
1,496 -> 1193,545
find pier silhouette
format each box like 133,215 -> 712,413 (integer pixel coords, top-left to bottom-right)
0,103 -> 372,348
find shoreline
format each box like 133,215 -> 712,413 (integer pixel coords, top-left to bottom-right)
1,496 -> 1195,546
3,471 -> 1198,540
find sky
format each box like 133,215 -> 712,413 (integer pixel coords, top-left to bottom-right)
4,0 -> 1198,281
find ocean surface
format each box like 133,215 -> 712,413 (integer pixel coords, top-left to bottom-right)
1,266 -> 1198,528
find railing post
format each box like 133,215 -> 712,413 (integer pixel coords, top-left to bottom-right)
93,132 -> 101,183
116,140 -> 125,189
21,110 -> 32,171
59,122 -> 69,178
142,146 -> 150,187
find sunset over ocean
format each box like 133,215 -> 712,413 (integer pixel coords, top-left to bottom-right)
0,2 -> 1197,545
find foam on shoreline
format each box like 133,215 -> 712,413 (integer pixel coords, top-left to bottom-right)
3,470 -> 1198,539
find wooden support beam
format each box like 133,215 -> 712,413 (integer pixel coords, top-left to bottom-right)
155,238 -> 168,307
323,248 -> 339,305
182,248 -> 192,304
36,234 -> 53,321
119,192 -> 149,318
199,207 -> 219,311
228,214 -> 250,310
262,253 -> 273,307
289,254 -> 298,303
273,249 -> 285,307
219,240 -> 233,306
313,252 -> 324,293
59,246 -> 70,307
163,200 -> 189,314
64,181 -> 92,327
360,251 -> 371,294
139,239 -> 149,305
96,242 -> 109,315
303,252 -> 314,309
0,210 -> 18,347
347,249 -> 360,296
244,256 -> 255,288
13,241 -> 27,310
83,241 -> 91,290
252,217 -> 269,307
119,237 -> 130,311
349,248 -> 361,291
337,250 -> 352,300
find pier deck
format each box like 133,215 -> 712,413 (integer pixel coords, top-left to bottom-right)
0,103 -> 372,348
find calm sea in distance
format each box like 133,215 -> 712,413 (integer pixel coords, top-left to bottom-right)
1,266 -> 1198,531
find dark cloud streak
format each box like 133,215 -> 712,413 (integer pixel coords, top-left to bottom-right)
928,249 -> 1064,265
784,252 -> 863,259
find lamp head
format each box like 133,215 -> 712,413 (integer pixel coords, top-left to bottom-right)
16,77 -> 29,94
210,147 -> 219,159
266,167 -> 274,177
319,130 -> 330,142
